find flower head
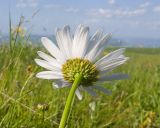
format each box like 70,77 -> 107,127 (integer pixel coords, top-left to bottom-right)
36,103 -> 49,111
11,26 -> 26,37
35,25 -> 129,100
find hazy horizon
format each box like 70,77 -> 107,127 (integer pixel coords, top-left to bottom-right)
1,34 -> 160,48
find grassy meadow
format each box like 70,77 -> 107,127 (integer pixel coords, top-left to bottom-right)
0,38 -> 160,128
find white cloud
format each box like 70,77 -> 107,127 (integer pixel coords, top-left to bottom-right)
139,2 -> 150,8
16,0 -> 38,8
87,7 -> 146,18
43,4 -> 62,9
115,8 -> 146,17
153,6 -> 160,13
16,3 -> 26,8
43,4 -> 79,13
108,0 -> 116,5
65,8 -> 79,13
130,21 -> 160,29
84,18 -> 100,24
88,8 -> 112,18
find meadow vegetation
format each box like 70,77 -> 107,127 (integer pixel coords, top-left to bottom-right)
0,40 -> 160,127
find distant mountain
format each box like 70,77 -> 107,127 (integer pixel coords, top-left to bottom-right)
0,35 -> 160,48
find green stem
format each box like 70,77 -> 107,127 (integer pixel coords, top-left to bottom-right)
42,110 -> 45,126
9,9 -> 12,54
59,73 -> 82,128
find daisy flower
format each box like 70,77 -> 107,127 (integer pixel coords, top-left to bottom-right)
35,24 -> 129,100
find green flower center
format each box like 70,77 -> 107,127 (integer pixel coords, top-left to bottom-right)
62,58 -> 99,86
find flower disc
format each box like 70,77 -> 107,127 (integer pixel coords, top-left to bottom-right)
62,58 -> 99,86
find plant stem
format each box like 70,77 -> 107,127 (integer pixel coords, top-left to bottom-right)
9,9 -> 12,54
59,73 -> 82,128
42,110 -> 45,126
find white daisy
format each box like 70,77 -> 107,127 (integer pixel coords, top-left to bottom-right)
35,25 -> 129,100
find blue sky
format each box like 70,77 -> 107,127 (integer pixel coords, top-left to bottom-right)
1,0 -> 160,38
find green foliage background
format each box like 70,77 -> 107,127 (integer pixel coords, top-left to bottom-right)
0,41 -> 160,128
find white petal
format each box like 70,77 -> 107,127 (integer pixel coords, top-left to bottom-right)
89,101 -> 96,111
119,55 -> 125,58
95,48 -> 126,66
52,80 -> 70,88
90,29 -> 103,42
35,59 -> 61,71
56,26 -> 72,59
96,57 -> 129,69
75,89 -> 83,100
86,29 -> 103,53
36,71 -> 63,79
56,29 -> 66,58
99,66 -> 120,76
85,33 -> 112,61
72,25 -> 83,57
84,87 -> 96,96
98,58 -> 129,71
99,73 -> 129,81
72,25 -> 89,58
41,37 -> 66,63
37,51 -> 62,68
93,39 -> 113,60
92,85 -> 111,95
